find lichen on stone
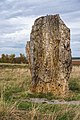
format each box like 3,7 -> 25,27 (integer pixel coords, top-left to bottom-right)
26,14 -> 72,96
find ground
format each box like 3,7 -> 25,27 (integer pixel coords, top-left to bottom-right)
0,63 -> 80,120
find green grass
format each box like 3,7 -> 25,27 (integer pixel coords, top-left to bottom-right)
17,101 -> 80,120
0,64 -> 80,119
69,78 -> 80,92
26,92 -> 57,100
17,102 -> 32,110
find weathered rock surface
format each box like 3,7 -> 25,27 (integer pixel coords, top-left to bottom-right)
26,14 -> 72,96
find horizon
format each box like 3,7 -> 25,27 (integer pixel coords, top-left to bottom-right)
0,0 -> 80,57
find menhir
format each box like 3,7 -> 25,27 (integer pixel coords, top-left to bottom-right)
26,14 -> 72,96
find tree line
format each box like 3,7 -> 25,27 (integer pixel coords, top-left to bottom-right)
0,53 -> 28,64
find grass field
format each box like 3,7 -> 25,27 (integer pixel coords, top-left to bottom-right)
0,64 -> 80,120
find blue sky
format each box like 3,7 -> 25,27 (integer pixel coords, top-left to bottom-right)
0,0 -> 80,57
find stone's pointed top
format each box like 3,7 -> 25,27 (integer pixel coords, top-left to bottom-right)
35,14 -> 60,22
46,14 -> 60,17
34,14 -> 69,30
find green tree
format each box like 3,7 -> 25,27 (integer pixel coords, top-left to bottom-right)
20,53 -> 27,63
1,54 -> 6,63
5,54 -> 9,63
9,54 -> 15,63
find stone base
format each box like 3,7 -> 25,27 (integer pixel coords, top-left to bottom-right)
30,80 -> 69,96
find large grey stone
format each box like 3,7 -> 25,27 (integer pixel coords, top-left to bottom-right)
26,14 -> 72,96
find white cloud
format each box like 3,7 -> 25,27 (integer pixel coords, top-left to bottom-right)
0,0 -> 80,56
8,16 -> 35,26
0,16 -> 36,44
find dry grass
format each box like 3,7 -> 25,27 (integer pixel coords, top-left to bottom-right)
70,66 -> 80,79
0,65 -> 31,118
0,102 -> 80,120
0,64 -> 80,120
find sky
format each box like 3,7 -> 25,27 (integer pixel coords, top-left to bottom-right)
0,0 -> 80,57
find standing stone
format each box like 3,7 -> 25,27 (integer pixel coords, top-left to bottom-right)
26,14 -> 72,96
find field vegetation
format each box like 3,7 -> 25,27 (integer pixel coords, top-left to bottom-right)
0,64 -> 80,120
0,53 -> 27,64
